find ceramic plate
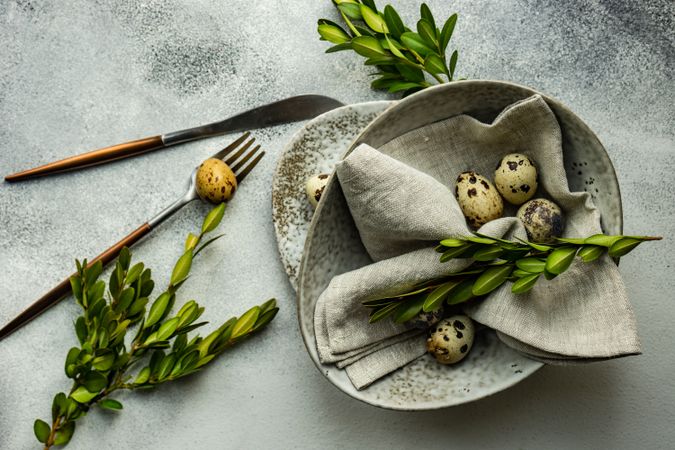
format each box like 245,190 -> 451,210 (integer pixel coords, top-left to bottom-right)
271,101 -> 393,290
297,80 -> 622,410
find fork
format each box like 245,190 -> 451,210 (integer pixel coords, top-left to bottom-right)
0,132 -> 263,341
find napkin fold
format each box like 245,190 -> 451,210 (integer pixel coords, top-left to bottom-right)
314,95 -> 640,390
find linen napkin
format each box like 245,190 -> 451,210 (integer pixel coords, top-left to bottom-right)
314,95 -> 641,390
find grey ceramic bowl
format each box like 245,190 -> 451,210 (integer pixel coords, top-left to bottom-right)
298,80 -> 622,410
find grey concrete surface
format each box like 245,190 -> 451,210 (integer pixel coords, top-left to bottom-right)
1,0 -> 673,448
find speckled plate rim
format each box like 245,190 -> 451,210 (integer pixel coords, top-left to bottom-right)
297,80 -> 622,410
271,100 -> 394,289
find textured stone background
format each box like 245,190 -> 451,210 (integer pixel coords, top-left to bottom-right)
1,0 -> 673,448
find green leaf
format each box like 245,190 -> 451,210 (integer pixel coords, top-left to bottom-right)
511,273 -> 540,294
423,280 -> 460,312
91,352 -> 115,371
368,302 -> 399,323
171,250 -> 192,286
252,308 -> 279,331
117,287 -> 135,312
400,32 -> 435,56
472,245 -> 503,262
584,234 -> 624,248
71,386 -> 98,404
70,276 -> 82,302
545,247 -> 578,275
156,317 -> 180,341
420,3 -> 436,30
578,245 -> 605,262
157,354 -> 176,380
416,19 -> 437,47
383,5 -> 405,38
54,421 -> 75,446
440,244 -> 470,262
556,237 -> 587,245
388,81 -> 425,93
516,237 -> 552,252
439,238 -> 466,247
82,371 -> 107,393
394,63 -> 424,82
360,4 -> 387,33
231,306 -> 260,339
393,294 -> 426,323
439,13 -> 457,52
472,265 -> 513,296
259,299 -> 278,316
467,236 -> 497,245
448,50 -> 458,79
337,2 -> 362,19
194,233 -> 226,257
352,36 -> 387,58
364,56 -> 397,65
446,279 -> 475,305
608,238 -> 642,258
74,317 -> 87,344
318,23 -> 351,44
184,233 -> 200,251
85,260 -> 103,286
125,262 -> 144,284
383,34 -> 405,58
361,0 -> 377,12
145,292 -> 171,328
326,42 -> 352,53
34,419 -> 50,444
371,76 -> 399,90
424,53 -> 447,75
512,269 -> 533,278
201,203 -> 226,234
119,247 -> 131,270
52,392 -> 67,421
134,367 -> 151,384
544,269 -> 558,280
515,257 -> 547,273
98,399 -> 123,411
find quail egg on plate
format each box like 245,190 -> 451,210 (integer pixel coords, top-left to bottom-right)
494,153 -> 538,205
517,198 -> 565,243
455,171 -> 503,229
306,173 -> 330,208
426,315 -> 475,365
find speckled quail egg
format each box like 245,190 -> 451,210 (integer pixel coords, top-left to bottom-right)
196,158 -> 238,204
305,173 -> 330,208
494,153 -> 539,205
426,315 -> 475,365
407,308 -> 444,330
517,198 -> 565,243
455,171 -> 503,229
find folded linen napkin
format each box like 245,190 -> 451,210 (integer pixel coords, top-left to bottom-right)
314,95 -> 641,390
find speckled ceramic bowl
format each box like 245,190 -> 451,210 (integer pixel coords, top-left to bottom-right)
298,80 -> 622,410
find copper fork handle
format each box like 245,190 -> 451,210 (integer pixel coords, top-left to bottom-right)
0,223 -> 152,340
4,136 -> 165,182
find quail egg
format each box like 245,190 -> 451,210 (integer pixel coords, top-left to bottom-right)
407,308 -> 444,330
494,153 -> 538,205
426,315 -> 475,365
517,198 -> 565,243
455,171 -> 503,229
195,158 -> 238,204
305,173 -> 330,208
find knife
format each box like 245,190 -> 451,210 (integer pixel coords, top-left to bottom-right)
4,94 -> 344,182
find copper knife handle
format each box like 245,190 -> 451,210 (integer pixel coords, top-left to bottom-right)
4,136 -> 165,182
0,223 -> 152,340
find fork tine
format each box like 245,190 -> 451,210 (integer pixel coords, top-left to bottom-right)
210,131 -> 251,161
223,137 -> 255,166
230,144 -> 261,173
235,151 -> 265,183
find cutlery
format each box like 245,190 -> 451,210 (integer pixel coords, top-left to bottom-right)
4,95 -> 343,181
0,132 -> 262,341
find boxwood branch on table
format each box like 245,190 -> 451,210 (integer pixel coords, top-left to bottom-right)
318,0 -> 461,94
364,233 -> 661,324
33,203 -> 279,449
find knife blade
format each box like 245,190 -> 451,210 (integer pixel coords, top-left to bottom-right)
4,94 -> 344,182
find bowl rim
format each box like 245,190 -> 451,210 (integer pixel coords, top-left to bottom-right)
297,79 -> 622,410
